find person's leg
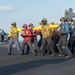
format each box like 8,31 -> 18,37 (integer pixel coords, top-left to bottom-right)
27,41 -> 36,56
14,38 -> 21,54
20,41 -> 26,55
41,38 -> 47,56
53,35 -> 59,53
25,44 -> 30,54
63,35 -> 73,58
33,40 -> 40,55
7,38 -> 14,55
47,37 -> 56,56
70,38 -> 75,56
71,41 -> 75,55
38,38 -> 42,48
34,40 -> 40,50
57,35 -> 64,56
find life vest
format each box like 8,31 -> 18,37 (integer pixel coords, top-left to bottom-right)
10,27 -> 18,38
60,23 -> 69,34
41,24 -> 52,38
22,29 -> 32,42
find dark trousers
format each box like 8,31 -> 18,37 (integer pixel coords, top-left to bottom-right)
68,32 -> 72,49
52,35 -> 60,53
21,44 -> 30,54
70,34 -> 75,55
25,44 -> 30,54
38,38 -> 42,48
33,39 -> 40,51
57,34 -> 72,56
41,37 -> 55,55
8,38 -> 21,54
25,40 -> 40,54
21,40 -> 36,54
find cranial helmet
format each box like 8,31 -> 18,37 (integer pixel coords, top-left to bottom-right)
22,24 -> 27,28
41,18 -> 47,25
60,17 -> 65,21
11,22 -> 16,26
67,18 -> 73,22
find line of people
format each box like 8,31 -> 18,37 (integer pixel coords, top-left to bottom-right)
7,17 -> 75,58
7,22 -> 40,56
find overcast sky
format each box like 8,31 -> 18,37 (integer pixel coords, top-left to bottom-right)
0,0 -> 75,40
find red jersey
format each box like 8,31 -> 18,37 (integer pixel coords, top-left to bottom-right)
22,29 -> 32,42
30,29 -> 41,41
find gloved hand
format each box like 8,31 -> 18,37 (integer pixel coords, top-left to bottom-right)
8,37 -> 10,40
21,34 -> 27,37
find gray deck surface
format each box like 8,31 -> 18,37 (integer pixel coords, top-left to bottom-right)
0,43 -> 75,75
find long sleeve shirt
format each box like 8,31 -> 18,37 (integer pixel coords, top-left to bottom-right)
33,23 -> 60,38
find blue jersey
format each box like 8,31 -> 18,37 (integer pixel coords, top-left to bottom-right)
60,23 -> 69,34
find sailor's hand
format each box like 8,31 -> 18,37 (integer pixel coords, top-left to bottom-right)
21,34 -> 27,37
8,37 -> 10,40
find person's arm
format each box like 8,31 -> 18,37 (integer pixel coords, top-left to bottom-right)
27,30 -> 32,37
34,30 -> 41,35
8,28 -> 11,37
33,25 -> 41,31
49,24 -> 60,29
21,29 -> 32,37
8,32 -> 11,38
17,27 -> 22,32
